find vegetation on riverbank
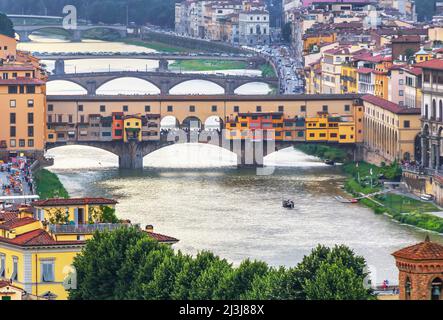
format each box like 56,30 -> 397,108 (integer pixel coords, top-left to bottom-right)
170,59 -> 248,71
295,144 -> 443,233
295,144 -> 349,163
260,63 -> 276,77
70,227 -> 373,300
343,162 -> 443,233
34,169 -> 69,200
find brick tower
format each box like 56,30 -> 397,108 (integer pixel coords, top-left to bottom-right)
392,236 -> 443,300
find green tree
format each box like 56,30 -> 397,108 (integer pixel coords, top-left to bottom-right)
69,227 -> 146,300
115,236 -> 165,299
140,250 -> 190,299
190,257 -> 233,300
303,261 -> 372,300
294,245 -> 372,300
243,266 -> 301,300
0,12 -> 15,38
171,251 -> 219,299
215,259 -> 269,300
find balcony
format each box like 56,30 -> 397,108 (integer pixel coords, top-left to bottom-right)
48,223 -> 137,234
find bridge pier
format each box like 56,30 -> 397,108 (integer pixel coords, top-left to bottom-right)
54,59 -> 65,75
86,80 -> 98,95
157,59 -> 169,72
72,30 -> 82,42
18,31 -> 30,42
225,80 -> 236,95
118,143 -> 144,169
160,79 -> 171,94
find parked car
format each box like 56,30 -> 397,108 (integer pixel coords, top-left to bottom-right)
420,194 -> 434,201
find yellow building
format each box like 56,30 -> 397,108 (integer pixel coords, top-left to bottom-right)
305,112 -> 361,144
123,115 -> 142,142
414,48 -> 434,63
341,64 -> 358,94
0,197 -> 179,300
303,32 -> 336,54
0,34 -> 47,159
362,94 -> 421,164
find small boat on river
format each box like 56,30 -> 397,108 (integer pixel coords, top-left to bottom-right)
334,196 -> 358,204
282,199 -> 295,209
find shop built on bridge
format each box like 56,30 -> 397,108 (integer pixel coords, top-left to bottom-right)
42,94 -> 365,169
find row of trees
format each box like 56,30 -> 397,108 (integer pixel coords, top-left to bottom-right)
70,227 -> 374,300
0,0 -> 177,28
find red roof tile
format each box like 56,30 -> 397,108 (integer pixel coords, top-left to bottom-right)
0,229 -> 85,247
0,280 -> 23,291
0,78 -> 44,85
413,59 -> 443,71
32,197 -> 117,207
392,237 -> 443,261
0,211 -> 18,222
357,67 -> 373,74
362,95 -> 421,115
0,217 -> 37,230
0,65 -> 35,71
146,231 -> 179,244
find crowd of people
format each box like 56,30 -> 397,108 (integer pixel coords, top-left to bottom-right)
0,157 -> 34,197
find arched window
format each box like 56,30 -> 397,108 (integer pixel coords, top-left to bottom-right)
431,277 -> 442,300
403,152 -> 411,161
432,99 -> 437,120
425,104 -> 429,119
440,100 -> 443,121
405,277 -> 412,300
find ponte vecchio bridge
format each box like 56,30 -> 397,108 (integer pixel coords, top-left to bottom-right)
45,94 -> 364,169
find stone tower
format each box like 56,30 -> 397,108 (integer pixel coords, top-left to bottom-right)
392,236 -> 443,300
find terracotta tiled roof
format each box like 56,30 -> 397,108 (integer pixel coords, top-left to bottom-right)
0,229 -> 85,247
146,231 -> 179,244
0,78 -> 44,85
0,217 -> 38,230
362,95 -> 421,115
32,197 -> 118,207
357,67 -> 373,74
324,47 -> 351,55
405,67 -> 423,76
0,280 -> 23,291
413,59 -> 443,71
0,65 -> 35,71
0,211 -> 18,222
392,237 -> 443,261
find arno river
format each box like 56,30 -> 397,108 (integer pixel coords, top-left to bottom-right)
20,35 -> 443,285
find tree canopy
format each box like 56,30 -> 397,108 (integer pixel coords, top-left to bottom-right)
70,227 -> 374,300
0,12 -> 15,38
0,0 -> 177,28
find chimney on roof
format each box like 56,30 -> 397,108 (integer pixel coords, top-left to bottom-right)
145,225 -> 154,232
425,235 -> 431,242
